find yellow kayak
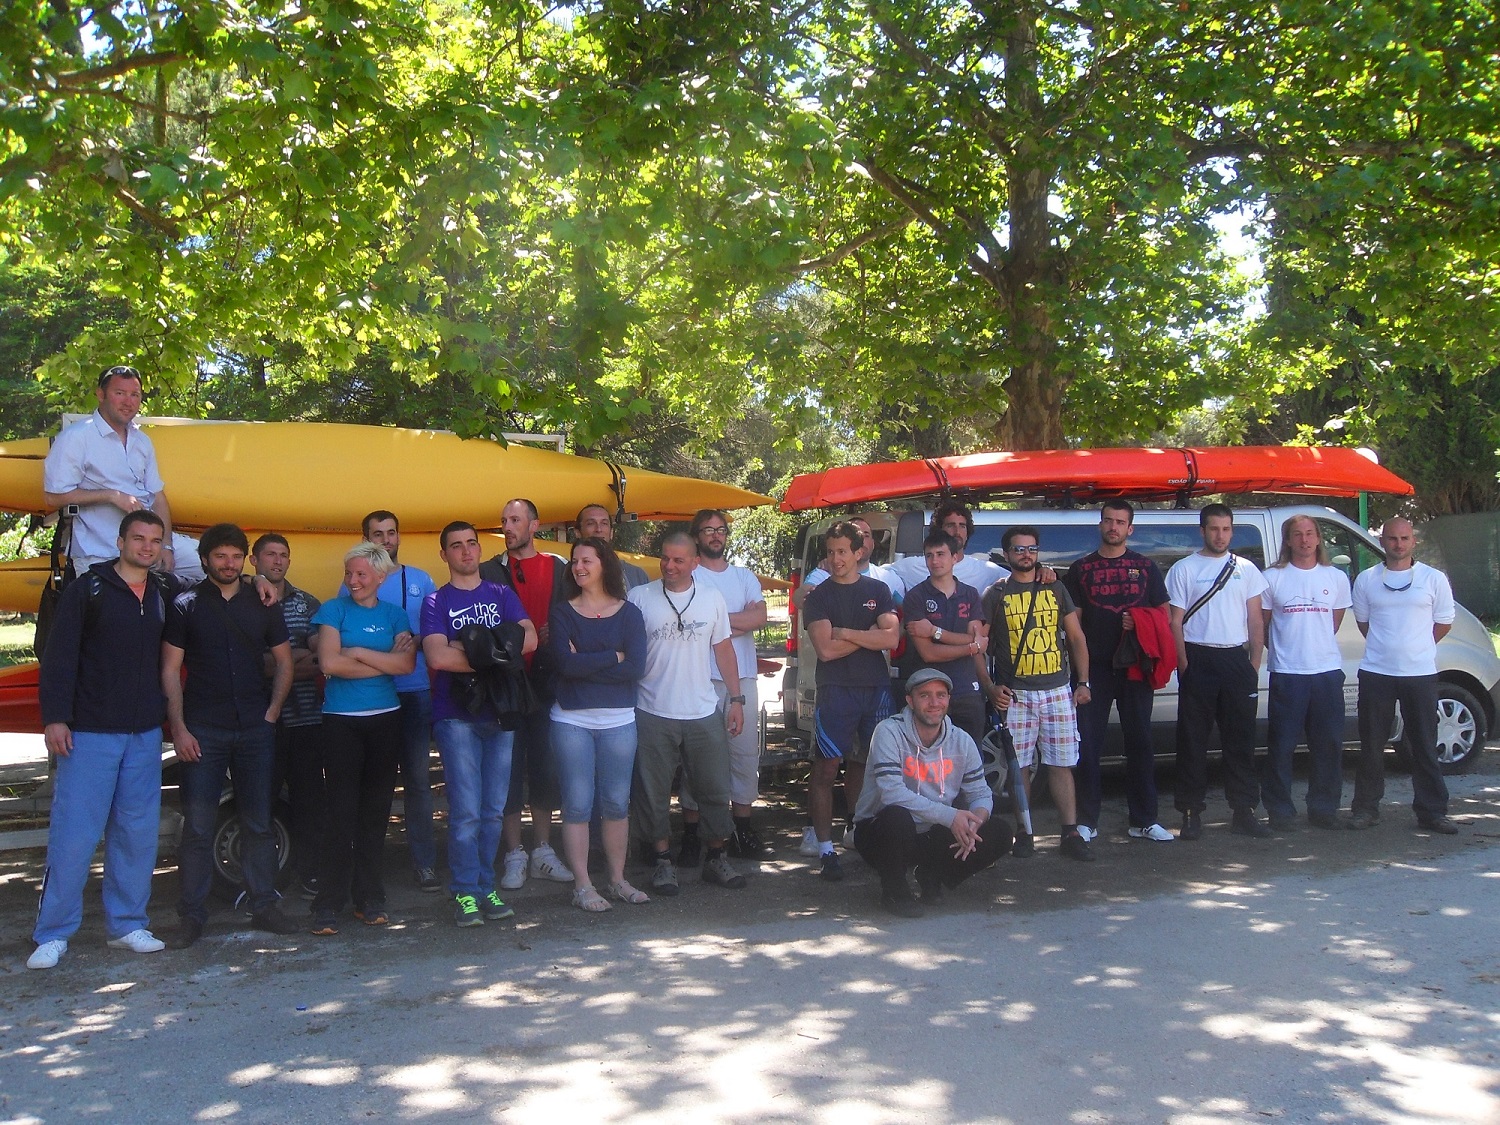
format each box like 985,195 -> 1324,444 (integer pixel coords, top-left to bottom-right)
0,421 -> 772,532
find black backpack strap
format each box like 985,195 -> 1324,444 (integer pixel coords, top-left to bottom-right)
1182,556 -> 1238,625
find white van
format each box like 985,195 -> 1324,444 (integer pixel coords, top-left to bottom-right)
783,504 -> 1499,773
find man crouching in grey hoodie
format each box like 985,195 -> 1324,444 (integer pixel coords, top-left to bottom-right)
852,668 -> 1013,916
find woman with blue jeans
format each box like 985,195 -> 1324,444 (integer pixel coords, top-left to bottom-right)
548,537 -> 649,911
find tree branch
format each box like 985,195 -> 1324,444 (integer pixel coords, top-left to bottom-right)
862,158 -> 1006,292
52,52 -> 187,88
791,216 -> 914,273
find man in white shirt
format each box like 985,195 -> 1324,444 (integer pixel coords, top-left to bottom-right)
1261,516 -> 1352,831
1348,518 -> 1459,834
888,502 -> 1009,594
681,510 -> 773,860
1166,504 -> 1269,840
628,532 -> 748,895
43,365 -> 176,573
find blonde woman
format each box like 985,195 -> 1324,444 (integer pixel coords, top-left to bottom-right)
309,542 -> 417,934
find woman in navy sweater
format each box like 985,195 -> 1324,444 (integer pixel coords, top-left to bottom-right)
548,537 -> 649,910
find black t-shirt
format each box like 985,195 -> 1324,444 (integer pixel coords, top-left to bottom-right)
899,577 -> 983,695
1064,549 -> 1169,660
164,580 -> 290,728
802,575 -> 896,688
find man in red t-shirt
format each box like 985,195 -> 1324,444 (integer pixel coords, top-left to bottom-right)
480,499 -> 573,890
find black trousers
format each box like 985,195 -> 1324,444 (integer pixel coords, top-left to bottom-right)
314,711 -> 401,913
1077,662 -> 1158,828
274,721 -> 326,883
1353,671 -> 1448,822
1174,644 -> 1260,814
854,805 -> 1011,889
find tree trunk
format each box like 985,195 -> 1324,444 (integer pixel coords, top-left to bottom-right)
997,4 -> 1065,451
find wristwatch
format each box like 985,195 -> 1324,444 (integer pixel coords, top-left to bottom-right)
728,695 -> 746,705
1077,681 -> 1090,689
933,627 -> 945,642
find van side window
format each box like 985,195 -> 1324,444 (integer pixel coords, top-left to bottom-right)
1313,518 -> 1379,580
1125,525 -> 1265,573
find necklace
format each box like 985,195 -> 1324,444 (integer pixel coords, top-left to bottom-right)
662,582 -> 696,635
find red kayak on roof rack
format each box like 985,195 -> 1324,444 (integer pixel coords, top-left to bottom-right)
779,446 -> 1414,512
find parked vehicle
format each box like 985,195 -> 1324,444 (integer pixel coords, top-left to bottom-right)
784,505 -> 1498,773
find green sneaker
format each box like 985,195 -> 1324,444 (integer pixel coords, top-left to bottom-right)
453,894 -> 484,927
480,891 -> 515,921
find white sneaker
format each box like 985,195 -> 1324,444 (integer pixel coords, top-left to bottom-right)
1076,825 -> 1098,842
1129,823 -> 1175,842
798,826 -> 820,857
528,843 -> 575,883
107,928 -> 166,954
500,846 -> 528,890
28,939 -> 68,969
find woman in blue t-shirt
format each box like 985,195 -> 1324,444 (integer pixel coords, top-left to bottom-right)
308,542 -> 416,934
547,538 -> 648,910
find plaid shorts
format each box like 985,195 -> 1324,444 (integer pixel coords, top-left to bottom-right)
1008,684 -> 1080,768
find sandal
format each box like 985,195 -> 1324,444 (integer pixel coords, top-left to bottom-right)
608,880 -> 651,905
572,886 -> 613,913
354,907 -> 389,926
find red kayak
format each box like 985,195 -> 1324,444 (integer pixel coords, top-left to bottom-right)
780,446 -> 1414,511
0,662 -> 42,735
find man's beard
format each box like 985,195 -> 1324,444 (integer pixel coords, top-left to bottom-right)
699,542 -> 726,560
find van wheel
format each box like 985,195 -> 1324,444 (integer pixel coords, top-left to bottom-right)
212,799 -> 295,900
1391,684 -> 1486,775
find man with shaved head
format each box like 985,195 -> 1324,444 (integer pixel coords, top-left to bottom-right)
1349,518 -> 1459,834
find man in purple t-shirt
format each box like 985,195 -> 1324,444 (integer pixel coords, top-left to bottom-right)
420,521 -> 537,928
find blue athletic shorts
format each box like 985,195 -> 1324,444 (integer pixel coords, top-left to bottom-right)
814,683 -> 893,763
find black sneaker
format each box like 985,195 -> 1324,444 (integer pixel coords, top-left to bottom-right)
1268,813 -> 1300,833
819,852 -> 844,882
250,904 -> 301,935
175,917 -> 205,949
1011,833 -> 1036,858
480,891 -> 515,920
1060,832 -> 1096,862
677,832 -> 702,867
727,826 -> 776,859
415,867 -> 442,893
913,865 -> 945,903
1231,809 -> 1273,838
880,882 -> 924,918
1417,815 -> 1460,835
1180,811 -> 1202,841
1307,811 -> 1342,830
453,894 -> 484,928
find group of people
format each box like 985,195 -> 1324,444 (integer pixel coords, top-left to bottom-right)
25,365 -> 1464,969
794,499 -> 1463,915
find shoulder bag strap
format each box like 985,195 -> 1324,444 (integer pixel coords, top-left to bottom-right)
1181,556 -> 1238,625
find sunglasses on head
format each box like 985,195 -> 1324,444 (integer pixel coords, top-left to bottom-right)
98,365 -> 141,387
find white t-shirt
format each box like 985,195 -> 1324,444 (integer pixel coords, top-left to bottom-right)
1352,563 -> 1456,677
1263,563 -> 1352,674
693,563 -> 764,680
804,561 -> 905,601
889,553 -> 1008,596
628,579 -> 731,720
1166,552 -> 1268,646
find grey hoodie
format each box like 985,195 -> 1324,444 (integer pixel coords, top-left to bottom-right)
854,708 -> 993,831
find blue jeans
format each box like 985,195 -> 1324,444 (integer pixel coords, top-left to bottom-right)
177,721 -> 278,922
1263,669 -> 1346,819
552,719 -> 636,823
433,718 -> 513,898
397,689 -> 436,870
34,730 -> 162,943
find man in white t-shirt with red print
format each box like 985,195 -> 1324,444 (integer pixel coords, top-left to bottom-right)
1167,504 -> 1269,841
1349,518 -> 1459,834
1261,516 -> 1352,832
